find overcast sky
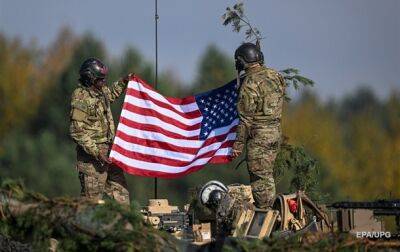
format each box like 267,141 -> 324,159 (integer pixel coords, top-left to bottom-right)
1,0 -> 399,100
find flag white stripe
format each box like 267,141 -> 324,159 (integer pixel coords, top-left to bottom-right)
125,94 -> 202,126
110,148 -> 231,173
130,81 -> 198,113
113,136 -> 194,160
112,131 -> 236,161
121,110 -> 201,137
117,119 -> 239,148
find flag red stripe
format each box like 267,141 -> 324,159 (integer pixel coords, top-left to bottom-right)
116,125 -> 237,155
119,117 -> 200,140
126,88 -> 201,118
112,141 -> 234,167
132,77 -> 196,105
110,155 -> 230,179
123,102 -> 201,131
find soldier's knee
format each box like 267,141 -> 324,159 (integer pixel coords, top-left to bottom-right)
250,177 -> 276,194
114,186 -> 130,206
247,158 -> 274,172
116,189 -> 130,206
247,158 -> 275,183
105,181 -> 130,205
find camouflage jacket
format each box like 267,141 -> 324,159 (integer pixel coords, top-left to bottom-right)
233,65 -> 286,151
69,80 -> 127,158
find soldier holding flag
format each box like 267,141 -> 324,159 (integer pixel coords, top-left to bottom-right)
69,58 -> 133,205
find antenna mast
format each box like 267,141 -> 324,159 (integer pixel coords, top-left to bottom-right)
154,0 -> 159,199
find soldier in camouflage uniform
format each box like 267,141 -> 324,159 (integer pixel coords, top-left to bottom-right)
230,43 -> 286,209
69,58 -> 132,205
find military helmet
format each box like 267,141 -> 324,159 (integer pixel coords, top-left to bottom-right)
234,43 -> 264,71
199,180 -> 228,209
79,57 -> 108,86
207,190 -> 224,209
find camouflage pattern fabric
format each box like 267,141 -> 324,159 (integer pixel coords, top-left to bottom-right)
70,81 -> 130,205
227,184 -> 254,204
215,189 -> 255,236
232,64 -> 285,208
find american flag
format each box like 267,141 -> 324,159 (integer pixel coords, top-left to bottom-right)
109,76 -> 239,178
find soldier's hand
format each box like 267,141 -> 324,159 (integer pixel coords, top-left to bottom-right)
230,149 -> 242,159
122,73 -> 135,84
230,141 -> 243,160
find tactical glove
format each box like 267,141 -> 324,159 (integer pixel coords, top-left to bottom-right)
122,73 -> 135,84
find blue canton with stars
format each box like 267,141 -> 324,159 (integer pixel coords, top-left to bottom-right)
195,79 -> 240,140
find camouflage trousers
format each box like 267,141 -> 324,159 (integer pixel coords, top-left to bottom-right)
246,132 -> 280,209
76,145 -> 130,205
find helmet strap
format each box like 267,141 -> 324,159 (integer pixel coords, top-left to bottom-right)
236,71 -> 240,88
79,76 -> 91,87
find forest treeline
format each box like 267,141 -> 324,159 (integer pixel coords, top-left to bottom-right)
0,28 -> 398,206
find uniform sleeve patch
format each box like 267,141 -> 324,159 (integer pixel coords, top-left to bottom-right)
71,108 -> 87,121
